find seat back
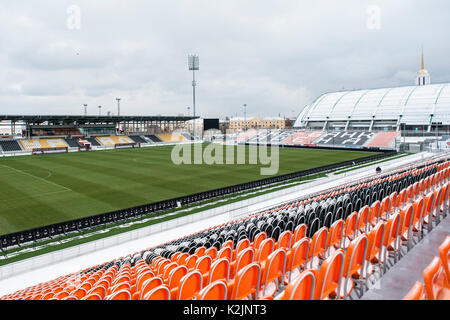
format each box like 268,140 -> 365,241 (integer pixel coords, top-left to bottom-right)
314,249 -> 344,300
235,247 -> 255,275
197,280 -> 227,300
281,269 -> 317,300
185,255 -> 199,270
383,212 -> 400,248
252,231 -> 267,250
438,236 -> 450,287
366,221 -> 385,261
327,219 -> 344,249
196,255 -> 212,275
257,238 -> 275,262
288,238 -> 310,273
342,235 -> 368,297
107,289 -> 131,300
293,224 -> 307,243
369,200 -> 381,225
168,265 -> 188,289
402,281 -> 425,300
309,227 -> 328,259
261,248 -> 287,294
217,246 -> 233,261
143,285 -> 171,300
277,230 -> 293,250
229,263 -> 261,300
139,277 -> 163,300
209,258 -> 230,283
344,212 -> 358,240
423,256 -> 446,300
178,271 -> 203,300
357,206 -> 370,233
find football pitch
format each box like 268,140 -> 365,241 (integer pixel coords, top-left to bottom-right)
0,144 -> 379,235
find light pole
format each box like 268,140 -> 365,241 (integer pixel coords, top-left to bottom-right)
188,54 -> 199,139
243,104 -> 247,131
98,105 -> 102,116
116,98 -> 121,116
83,104 -> 87,116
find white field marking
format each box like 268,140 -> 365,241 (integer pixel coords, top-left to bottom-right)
0,165 -> 71,191
0,190 -> 71,202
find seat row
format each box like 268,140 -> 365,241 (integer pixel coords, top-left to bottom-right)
403,236 -> 450,300
1,157 -> 448,300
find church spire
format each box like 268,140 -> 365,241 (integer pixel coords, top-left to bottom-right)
416,47 -> 430,86
421,46 -> 424,70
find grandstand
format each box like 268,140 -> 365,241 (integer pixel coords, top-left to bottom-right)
0,145 -> 448,301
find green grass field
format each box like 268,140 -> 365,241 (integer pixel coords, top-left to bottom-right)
0,144 -> 378,235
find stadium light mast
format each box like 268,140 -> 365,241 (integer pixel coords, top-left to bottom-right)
83,104 -> 87,116
243,104 -> 247,131
98,105 -> 102,116
188,54 -> 199,139
116,98 -> 121,116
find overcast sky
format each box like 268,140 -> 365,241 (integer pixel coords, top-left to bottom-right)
1,0 -> 449,119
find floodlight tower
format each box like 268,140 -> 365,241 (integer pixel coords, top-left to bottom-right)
243,104 -> 247,131
188,54 -> 199,139
98,105 -> 102,116
116,98 -> 121,116
83,104 -> 87,116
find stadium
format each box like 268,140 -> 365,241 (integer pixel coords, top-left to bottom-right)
0,2 -> 449,309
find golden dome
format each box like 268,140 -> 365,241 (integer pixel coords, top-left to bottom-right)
417,69 -> 429,74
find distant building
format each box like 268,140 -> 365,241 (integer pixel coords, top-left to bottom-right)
228,116 -> 293,132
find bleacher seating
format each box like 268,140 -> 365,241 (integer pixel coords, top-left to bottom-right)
96,136 -> 135,146
0,140 -> 22,152
19,138 -> 68,151
403,236 -> 450,300
312,131 -> 377,147
145,135 -> 163,143
85,137 -> 101,147
128,136 -> 147,144
1,154 -> 447,300
156,133 -> 187,142
367,131 -> 399,148
64,138 -> 82,148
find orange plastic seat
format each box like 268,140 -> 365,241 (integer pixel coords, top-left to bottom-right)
423,256 -> 450,300
196,280 -> 227,300
339,234 -> 368,299
402,281 -> 426,300
207,258 -> 230,286
106,289 -> 131,300
260,248 -> 287,298
227,263 -> 261,300
438,236 -> 450,287
285,238 -> 309,283
177,271 -> 203,300
314,249 -> 344,300
143,285 -> 171,300
308,227 -> 328,268
293,224 -> 307,243
133,276 -> 163,300
230,247 -> 255,279
275,269 -> 317,300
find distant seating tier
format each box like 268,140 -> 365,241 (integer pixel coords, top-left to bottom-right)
19,139 -> 68,151
235,129 -> 400,149
2,155 -> 448,300
0,140 -> 22,152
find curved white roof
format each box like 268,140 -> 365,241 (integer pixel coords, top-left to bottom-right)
295,83 -> 450,126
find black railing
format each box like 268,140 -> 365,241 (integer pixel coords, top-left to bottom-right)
0,146 -> 396,250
